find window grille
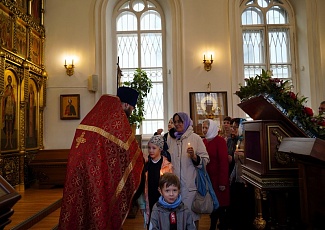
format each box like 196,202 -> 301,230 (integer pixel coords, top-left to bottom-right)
241,0 -> 295,84
115,0 -> 165,135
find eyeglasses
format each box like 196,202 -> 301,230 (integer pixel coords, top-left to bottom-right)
231,126 -> 239,130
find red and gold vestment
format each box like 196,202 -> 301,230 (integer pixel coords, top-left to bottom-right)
58,94 -> 143,230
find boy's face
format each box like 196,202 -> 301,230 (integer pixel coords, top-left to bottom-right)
159,184 -> 180,204
148,142 -> 161,161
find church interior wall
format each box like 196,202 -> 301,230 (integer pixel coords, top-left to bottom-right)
315,0 -> 325,102
292,0 -> 310,101
181,0 -> 232,112
42,0 -> 325,150
43,0 -> 96,148
291,0 -> 325,109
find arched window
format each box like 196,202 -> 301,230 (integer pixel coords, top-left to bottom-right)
240,0 -> 296,84
114,0 -> 165,135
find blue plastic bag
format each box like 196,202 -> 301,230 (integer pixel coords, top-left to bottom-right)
196,166 -> 219,210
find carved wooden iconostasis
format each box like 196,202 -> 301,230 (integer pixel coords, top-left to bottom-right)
0,0 -> 47,187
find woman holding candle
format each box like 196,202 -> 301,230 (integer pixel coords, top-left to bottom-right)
202,119 -> 230,230
227,118 -> 255,230
167,112 -> 209,229
228,118 -> 245,185
226,118 -> 244,177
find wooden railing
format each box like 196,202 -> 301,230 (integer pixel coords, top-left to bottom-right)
29,149 -> 69,189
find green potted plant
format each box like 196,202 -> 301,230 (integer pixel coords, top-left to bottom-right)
123,68 -> 153,130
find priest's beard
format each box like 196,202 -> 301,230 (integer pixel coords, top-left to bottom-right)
124,107 -> 133,117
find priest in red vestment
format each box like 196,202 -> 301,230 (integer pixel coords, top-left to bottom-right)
58,87 -> 143,230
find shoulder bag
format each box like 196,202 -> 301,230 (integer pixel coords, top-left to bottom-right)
191,164 -> 218,214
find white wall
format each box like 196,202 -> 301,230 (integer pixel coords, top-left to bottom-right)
291,0 -> 325,110
43,0 -> 325,149
181,0 -> 232,111
316,0 -> 325,103
44,0 -> 97,149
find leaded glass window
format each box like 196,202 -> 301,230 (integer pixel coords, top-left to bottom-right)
241,0 -> 295,83
115,0 -> 165,135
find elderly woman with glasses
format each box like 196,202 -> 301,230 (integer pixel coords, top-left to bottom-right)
167,112 -> 209,229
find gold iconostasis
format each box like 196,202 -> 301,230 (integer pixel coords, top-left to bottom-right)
0,0 -> 47,187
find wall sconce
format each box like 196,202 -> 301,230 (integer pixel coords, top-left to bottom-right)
64,59 -> 74,76
203,54 -> 213,72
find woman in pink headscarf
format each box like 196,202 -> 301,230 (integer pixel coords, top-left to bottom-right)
167,112 -> 209,229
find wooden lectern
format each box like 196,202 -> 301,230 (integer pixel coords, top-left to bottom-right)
238,95 -> 315,229
0,175 -> 21,230
279,137 -> 325,230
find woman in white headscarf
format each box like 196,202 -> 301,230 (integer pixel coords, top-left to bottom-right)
202,119 -> 230,230
167,112 -> 209,228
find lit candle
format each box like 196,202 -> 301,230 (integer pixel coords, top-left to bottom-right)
72,59 -> 74,65
65,59 -> 66,65
187,143 -> 192,157
204,54 -> 205,60
211,54 -> 212,60
236,144 -> 239,150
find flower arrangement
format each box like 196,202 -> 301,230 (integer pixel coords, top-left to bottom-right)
235,69 -> 325,140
